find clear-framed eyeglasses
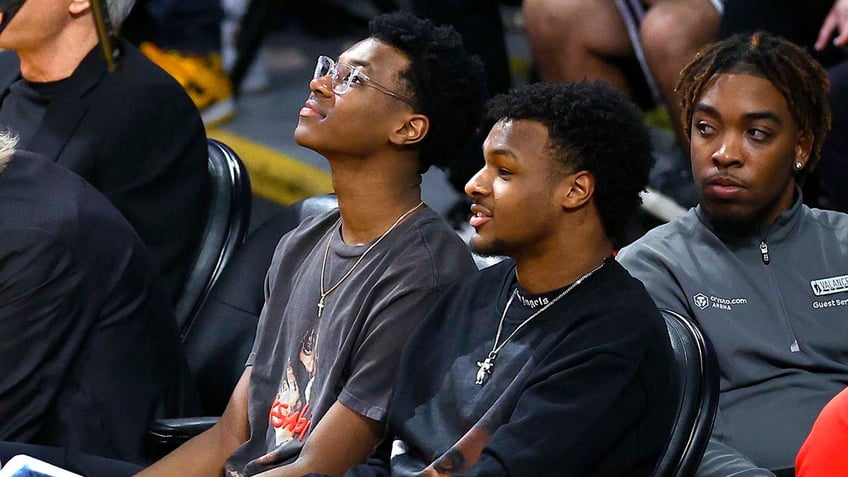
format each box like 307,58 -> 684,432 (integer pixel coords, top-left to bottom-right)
313,55 -> 415,106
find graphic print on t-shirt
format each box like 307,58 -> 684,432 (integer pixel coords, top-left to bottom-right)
268,327 -> 317,445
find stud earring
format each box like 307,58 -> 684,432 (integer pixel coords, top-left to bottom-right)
793,162 -> 803,171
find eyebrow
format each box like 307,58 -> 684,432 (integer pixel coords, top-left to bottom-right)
485,147 -> 519,162
694,103 -> 783,125
345,58 -> 370,69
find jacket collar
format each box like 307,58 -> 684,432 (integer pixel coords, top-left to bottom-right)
0,42 -> 110,97
695,187 -> 805,245
0,42 -> 116,160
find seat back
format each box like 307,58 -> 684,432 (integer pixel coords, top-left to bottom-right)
182,193 -> 337,415
174,138 -> 252,335
653,309 -> 719,477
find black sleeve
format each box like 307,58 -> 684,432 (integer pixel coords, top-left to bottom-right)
0,229 -> 92,440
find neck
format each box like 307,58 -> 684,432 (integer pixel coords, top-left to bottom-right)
327,152 -> 424,245
513,217 -> 613,294
18,26 -> 97,82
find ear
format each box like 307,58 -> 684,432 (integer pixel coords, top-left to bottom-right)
559,170 -> 595,210
388,114 -> 429,147
69,0 -> 91,15
794,130 -> 814,169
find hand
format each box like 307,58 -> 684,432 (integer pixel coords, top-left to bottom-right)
816,0 -> 848,50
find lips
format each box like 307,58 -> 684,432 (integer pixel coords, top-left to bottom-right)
469,203 -> 492,228
299,99 -> 325,119
703,175 -> 747,200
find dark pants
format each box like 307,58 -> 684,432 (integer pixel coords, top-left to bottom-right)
819,61 -> 848,212
0,442 -> 143,477
125,0 -> 223,54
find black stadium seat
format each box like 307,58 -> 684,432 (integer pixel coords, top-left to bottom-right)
654,309 -> 720,477
174,139 -> 252,335
147,194 -> 337,456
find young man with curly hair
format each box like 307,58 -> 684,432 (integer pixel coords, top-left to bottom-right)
140,11 -> 484,477
618,32 -> 847,476
365,81 -> 676,476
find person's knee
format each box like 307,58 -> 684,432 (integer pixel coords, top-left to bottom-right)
641,1 -> 719,71
528,0 -> 631,55
523,0 -> 584,44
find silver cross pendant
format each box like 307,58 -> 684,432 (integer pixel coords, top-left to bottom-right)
475,355 -> 495,385
317,296 -> 325,318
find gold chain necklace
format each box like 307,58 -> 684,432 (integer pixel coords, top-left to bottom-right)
317,201 -> 424,318
475,260 -> 606,385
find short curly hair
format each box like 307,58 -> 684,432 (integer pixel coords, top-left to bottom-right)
486,81 -> 654,243
676,32 -> 831,184
369,11 -> 486,172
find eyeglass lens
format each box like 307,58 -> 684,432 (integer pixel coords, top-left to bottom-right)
314,56 -> 357,95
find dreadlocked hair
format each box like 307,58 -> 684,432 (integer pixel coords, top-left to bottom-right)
676,31 -> 831,183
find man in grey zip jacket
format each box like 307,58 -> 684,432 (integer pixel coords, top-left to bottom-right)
618,32 -> 848,476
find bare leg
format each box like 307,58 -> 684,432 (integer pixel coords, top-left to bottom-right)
523,0 -> 634,94
641,0 -> 720,143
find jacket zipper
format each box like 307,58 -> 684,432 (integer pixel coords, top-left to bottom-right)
760,238 -> 800,352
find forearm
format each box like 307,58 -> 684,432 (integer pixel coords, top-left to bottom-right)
139,368 -> 252,476
696,438 -> 776,477
255,401 -> 384,477
136,423 -> 243,477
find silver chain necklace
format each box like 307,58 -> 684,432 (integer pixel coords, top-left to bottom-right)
318,201 -> 424,318
475,260 -> 606,385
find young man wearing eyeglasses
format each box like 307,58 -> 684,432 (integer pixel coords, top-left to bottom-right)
140,11 -> 484,477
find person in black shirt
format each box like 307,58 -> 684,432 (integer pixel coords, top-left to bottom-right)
0,0 -> 209,304
370,81 -> 677,476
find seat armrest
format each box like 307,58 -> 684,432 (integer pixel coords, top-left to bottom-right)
147,416 -> 220,458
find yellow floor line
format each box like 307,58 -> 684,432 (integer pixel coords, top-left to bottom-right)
207,129 -> 333,206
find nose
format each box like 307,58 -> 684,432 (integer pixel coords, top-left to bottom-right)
309,75 -> 333,98
711,133 -> 744,169
464,167 -> 490,198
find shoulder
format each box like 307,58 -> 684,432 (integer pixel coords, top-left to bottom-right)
391,208 -> 477,288
583,261 -> 661,320
92,41 -> 200,119
426,259 -> 514,315
267,208 -> 340,268
0,151 -> 142,244
0,151 -> 87,220
0,220 -> 80,296
108,41 -> 184,90
804,206 -> 848,234
547,263 -> 669,360
616,210 -> 710,286
619,210 -> 700,261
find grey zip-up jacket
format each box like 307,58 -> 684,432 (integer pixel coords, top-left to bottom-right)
618,197 -> 848,473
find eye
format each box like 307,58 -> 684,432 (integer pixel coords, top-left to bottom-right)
695,121 -> 716,136
747,128 -> 771,142
497,167 -> 513,178
336,68 -> 353,83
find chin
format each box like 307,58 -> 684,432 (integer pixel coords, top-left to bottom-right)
293,126 -> 320,151
701,203 -> 761,236
469,236 -> 506,257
